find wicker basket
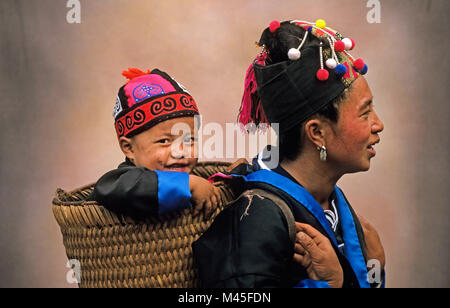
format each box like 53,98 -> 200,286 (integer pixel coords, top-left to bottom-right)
52,162 -> 236,288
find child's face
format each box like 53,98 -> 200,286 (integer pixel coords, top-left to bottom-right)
121,117 -> 198,173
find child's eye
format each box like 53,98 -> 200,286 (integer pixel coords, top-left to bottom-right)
157,139 -> 170,144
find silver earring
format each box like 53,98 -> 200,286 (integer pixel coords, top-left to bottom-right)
317,146 -> 327,161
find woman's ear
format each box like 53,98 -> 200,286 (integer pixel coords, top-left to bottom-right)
304,117 -> 327,148
119,136 -> 135,161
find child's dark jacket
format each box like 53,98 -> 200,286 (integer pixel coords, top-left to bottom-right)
87,159 -> 192,218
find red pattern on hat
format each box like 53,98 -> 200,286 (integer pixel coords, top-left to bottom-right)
115,93 -> 198,138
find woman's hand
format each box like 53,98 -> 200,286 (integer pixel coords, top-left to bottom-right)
294,222 -> 343,288
189,175 -> 223,219
357,214 -> 386,270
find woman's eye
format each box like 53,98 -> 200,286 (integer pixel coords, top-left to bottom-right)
157,139 -> 170,144
362,104 -> 375,117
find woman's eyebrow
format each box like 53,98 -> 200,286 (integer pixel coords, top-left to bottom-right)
359,98 -> 373,110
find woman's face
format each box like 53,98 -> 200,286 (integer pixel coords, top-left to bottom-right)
126,117 -> 198,173
326,77 -> 384,174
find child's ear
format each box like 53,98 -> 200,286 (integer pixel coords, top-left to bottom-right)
119,137 -> 135,161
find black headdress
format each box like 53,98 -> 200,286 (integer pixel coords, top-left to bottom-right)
238,20 -> 367,133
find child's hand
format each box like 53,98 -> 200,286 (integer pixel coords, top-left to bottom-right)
189,175 -> 223,219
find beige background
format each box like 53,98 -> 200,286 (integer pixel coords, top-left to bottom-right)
0,0 -> 448,288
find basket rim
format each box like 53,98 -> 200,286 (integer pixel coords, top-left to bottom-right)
52,161 -> 232,207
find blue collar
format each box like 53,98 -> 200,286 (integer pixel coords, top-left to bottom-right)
243,169 -> 370,288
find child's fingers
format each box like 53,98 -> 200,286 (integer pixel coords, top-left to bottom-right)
203,199 -> 213,219
192,208 -> 199,217
192,202 -> 202,217
192,198 -> 204,217
211,194 -> 218,211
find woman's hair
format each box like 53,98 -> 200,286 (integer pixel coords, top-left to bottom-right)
259,21 -> 317,64
278,88 -> 350,162
260,22 -> 353,162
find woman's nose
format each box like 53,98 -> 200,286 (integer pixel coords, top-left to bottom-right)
372,111 -> 384,134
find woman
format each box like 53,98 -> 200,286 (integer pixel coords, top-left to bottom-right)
193,20 -> 385,288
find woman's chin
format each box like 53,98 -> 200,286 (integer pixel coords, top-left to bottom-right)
344,161 -> 371,174
361,160 -> 371,172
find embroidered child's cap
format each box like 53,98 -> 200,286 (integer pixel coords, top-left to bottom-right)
238,20 -> 367,133
113,68 -> 200,138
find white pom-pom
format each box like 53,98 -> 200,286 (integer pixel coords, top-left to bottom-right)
342,38 -> 352,50
288,48 -> 301,61
326,58 -> 337,69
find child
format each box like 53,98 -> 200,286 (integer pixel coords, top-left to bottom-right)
88,68 -> 222,219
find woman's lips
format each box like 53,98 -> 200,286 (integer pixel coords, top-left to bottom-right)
367,138 -> 380,157
367,145 -> 376,157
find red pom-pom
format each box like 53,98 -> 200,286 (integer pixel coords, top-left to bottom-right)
316,69 -> 329,81
269,20 -> 281,33
353,58 -> 365,71
349,38 -> 355,50
334,41 -> 346,52
122,68 -> 151,81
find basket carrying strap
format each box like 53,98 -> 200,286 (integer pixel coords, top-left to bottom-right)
242,188 -> 296,246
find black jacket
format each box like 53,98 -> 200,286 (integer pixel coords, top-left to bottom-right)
87,159 -> 192,219
193,166 -> 367,288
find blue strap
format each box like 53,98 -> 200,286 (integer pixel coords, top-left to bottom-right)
154,171 -> 192,216
294,279 -> 330,288
334,187 -> 370,288
242,169 -> 370,288
244,170 -> 339,247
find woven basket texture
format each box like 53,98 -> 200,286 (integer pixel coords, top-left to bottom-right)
52,162 -> 235,288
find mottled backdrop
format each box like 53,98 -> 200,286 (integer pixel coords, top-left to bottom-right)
0,0 -> 448,288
